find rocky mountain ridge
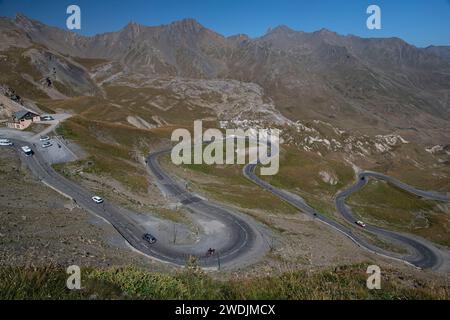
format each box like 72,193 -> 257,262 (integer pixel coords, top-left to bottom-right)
0,14 -> 449,144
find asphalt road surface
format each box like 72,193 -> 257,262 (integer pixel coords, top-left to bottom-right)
5,134 -> 449,270
244,163 -> 449,270
8,139 -> 266,269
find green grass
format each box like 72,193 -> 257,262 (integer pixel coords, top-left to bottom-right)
53,80 -> 78,97
369,143 -> 450,193
161,153 -> 298,216
1,264 -> 448,300
24,123 -> 50,134
263,146 -> 354,198
71,57 -> 110,71
35,102 -> 56,114
54,120 -> 78,139
153,207 -> 191,225
257,146 -> 354,219
348,180 -> 450,247
54,116 -> 298,216
54,116 -> 166,194
162,144 -> 356,220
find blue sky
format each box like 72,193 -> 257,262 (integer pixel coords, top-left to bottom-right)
0,0 -> 449,47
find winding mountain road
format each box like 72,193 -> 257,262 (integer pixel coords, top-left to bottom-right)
8,139 -> 267,269
244,164 -> 449,270
4,132 -> 449,270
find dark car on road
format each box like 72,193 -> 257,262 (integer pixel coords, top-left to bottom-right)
143,233 -> 157,244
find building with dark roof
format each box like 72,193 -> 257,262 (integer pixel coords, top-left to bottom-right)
6,110 -> 41,130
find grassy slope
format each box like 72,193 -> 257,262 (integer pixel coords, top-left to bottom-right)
161,142 -> 355,219
103,85 -> 215,126
24,123 -> 51,134
348,180 -> 450,247
161,153 -> 298,217
36,82 -> 450,248
1,264 -> 448,300
0,46 -> 100,101
55,116 -> 155,193
261,146 -> 354,218
0,47 -> 48,100
46,100 -> 298,217
365,143 -> 450,193
53,115 -> 173,192
71,57 -> 110,71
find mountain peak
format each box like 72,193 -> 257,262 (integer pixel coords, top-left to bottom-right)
122,21 -> 143,35
168,18 -> 205,33
314,28 -> 339,37
317,28 -> 333,33
266,25 -> 296,35
15,13 -> 29,21
14,13 -> 42,29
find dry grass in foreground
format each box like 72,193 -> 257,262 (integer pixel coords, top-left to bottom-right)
1,263 -> 448,300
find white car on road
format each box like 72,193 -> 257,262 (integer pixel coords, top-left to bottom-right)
21,146 -> 34,156
0,139 -> 13,146
356,220 -> 367,228
91,196 -> 104,204
40,136 -> 51,142
41,115 -> 55,121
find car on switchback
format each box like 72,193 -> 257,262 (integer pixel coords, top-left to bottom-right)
356,220 -> 367,228
143,233 -> 157,244
91,196 -> 104,204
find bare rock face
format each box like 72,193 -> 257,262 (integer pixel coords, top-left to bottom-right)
0,15 -> 32,50
0,85 -> 21,100
425,46 -> 450,63
319,171 -> 338,186
23,48 -> 101,96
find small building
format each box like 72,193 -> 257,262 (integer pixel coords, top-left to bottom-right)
6,110 -> 41,130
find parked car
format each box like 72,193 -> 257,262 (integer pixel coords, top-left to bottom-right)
41,115 -> 54,121
91,196 -> 104,204
0,139 -> 13,146
356,220 -> 367,228
21,146 -> 34,156
40,136 -> 50,142
41,141 -> 53,148
143,233 -> 157,244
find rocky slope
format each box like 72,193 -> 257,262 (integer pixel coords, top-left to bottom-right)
0,14 -> 449,144
425,45 -> 450,62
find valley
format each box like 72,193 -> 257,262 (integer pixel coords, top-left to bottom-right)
0,12 -> 449,299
